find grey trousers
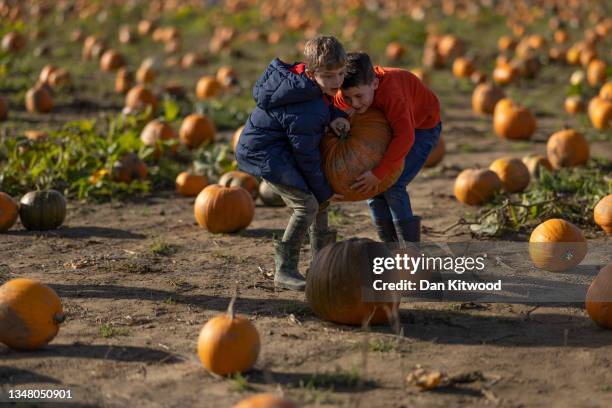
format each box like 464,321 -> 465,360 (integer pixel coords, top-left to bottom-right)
265,181 -> 329,245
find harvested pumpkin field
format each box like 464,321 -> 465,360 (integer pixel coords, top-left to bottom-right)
1,1 -> 611,407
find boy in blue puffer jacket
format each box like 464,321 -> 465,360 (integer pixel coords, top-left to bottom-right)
236,36 -> 347,291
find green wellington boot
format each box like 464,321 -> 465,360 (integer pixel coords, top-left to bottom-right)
273,239 -> 306,291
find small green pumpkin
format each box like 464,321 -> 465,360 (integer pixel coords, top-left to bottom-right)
19,190 -> 67,231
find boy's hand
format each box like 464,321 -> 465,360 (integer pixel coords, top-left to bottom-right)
330,193 -> 344,202
351,171 -> 380,194
330,118 -> 350,137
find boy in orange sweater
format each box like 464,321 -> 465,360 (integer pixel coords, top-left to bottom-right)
333,52 -> 442,243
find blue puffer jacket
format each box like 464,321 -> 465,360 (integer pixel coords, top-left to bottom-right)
236,59 -> 344,203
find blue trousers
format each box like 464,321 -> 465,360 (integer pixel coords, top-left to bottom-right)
368,122 -> 442,222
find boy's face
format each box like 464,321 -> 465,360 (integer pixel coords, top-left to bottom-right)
341,78 -> 379,114
310,66 -> 346,96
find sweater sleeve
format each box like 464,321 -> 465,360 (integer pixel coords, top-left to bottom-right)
372,94 -> 415,179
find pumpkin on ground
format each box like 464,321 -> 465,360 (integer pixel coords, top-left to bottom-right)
218,171 -> 259,200
115,68 -> 134,94
231,126 -> 244,152
258,181 -> 285,207
0,192 -> 19,232
111,153 -> 148,183
124,85 -> 158,115
1,32 -> 26,53
453,169 -> 501,206
194,185 -> 254,233
452,57 -> 475,79
196,76 -> 223,100
100,49 -> 126,71
19,190 -> 66,231
424,135 -> 445,167
522,154 -> 553,179
320,109 -> 403,201
528,219 -> 587,272
589,98 -> 612,130
25,85 -> 53,114
472,83 -> 505,114
197,297 -> 260,375
594,195 -> 612,235
0,95 -> 7,120
385,41 -> 405,61
232,393 -> 297,408
306,238 -> 399,326
0,278 -> 64,350
494,105 -> 536,140
600,82 -> 612,101
564,96 -> 585,115
546,129 -> 589,169
489,157 -> 530,193
176,172 -> 208,197
585,263 -> 612,329
140,120 -> 177,157
179,114 -> 215,149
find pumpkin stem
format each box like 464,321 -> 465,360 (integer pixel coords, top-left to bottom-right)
227,284 -> 238,320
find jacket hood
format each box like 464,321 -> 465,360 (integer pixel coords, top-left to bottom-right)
253,58 -> 322,109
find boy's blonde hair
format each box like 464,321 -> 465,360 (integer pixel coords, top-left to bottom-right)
303,35 -> 346,72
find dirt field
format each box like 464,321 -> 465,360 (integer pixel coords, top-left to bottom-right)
1,2 -> 612,407
1,101 -> 611,407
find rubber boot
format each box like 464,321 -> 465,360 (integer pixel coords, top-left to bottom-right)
309,229 -> 337,262
394,216 -> 422,243
273,240 -> 305,291
373,218 -> 399,243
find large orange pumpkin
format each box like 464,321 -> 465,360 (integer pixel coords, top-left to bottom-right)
472,83 -> 505,115
197,298 -> 260,376
546,129 -> 589,169
320,109 -> 403,202
494,106 -> 536,140
194,185 -> 254,233
528,219 -> 587,272
306,238 -> 399,326
585,263 -> 612,329
176,172 -> 208,197
424,135 -> 445,167
179,114 -> 215,149
492,64 -> 517,86
0,278 -> 64,350
233,393 -> 297,408
0,192 -> 19,232
218,171 -> 259,200
489,157 -> 530,193
594,195 -> 612,235
454,169 -> 501,206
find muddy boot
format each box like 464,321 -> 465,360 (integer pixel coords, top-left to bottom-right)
273,240 -> 305,291
394,216 -> 421,243
373,218 -> 398,243
309,229 -> 337,262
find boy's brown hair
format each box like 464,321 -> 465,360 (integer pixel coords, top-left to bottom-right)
341,51 -> 375,89
303,35 -> 346,72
